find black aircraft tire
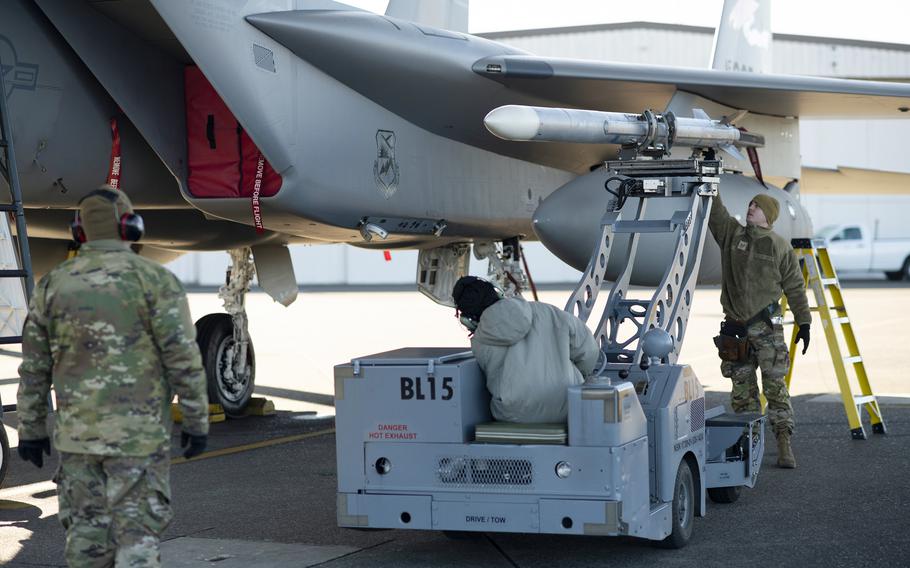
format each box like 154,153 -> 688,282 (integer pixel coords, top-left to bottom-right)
659,460 -> 695,549
0,425 -> 10,488
707,485 -> 742,504
195,313 -> 255,418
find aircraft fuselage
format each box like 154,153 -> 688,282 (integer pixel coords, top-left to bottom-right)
2,0 -> 812,286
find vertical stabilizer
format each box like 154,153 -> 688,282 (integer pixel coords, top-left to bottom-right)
385,0 -> 469,33
710,0 -> 772,73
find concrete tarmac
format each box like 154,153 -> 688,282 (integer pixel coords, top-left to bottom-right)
1,283 -> 908,566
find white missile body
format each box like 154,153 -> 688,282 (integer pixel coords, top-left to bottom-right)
484,105 -> 764,155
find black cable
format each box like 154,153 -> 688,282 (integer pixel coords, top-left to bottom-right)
604,176 -> 637,211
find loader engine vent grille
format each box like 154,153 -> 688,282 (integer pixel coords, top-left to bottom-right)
691,397 -> 705,432
436,456 -> 533,488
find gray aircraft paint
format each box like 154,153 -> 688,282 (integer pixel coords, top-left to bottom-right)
710,0 -> 773,73
36,0 -> 189,188
2,0 -> 909,284
530,0 -> 802,285
533,172 -> 809,284
151,1 -> 572,243
665,92 -> 801,179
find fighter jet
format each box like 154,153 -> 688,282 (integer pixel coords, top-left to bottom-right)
2,0 -> 909,414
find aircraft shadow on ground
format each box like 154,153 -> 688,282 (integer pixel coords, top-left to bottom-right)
254,386 -> 335,407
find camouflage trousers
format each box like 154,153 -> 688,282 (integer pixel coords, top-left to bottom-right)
720,320 -> 795,436
54,450 -> 172,568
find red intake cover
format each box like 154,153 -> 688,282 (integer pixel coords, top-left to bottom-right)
184,66 -> 281,198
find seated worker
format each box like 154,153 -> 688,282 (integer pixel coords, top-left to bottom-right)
453,276 -> 599,423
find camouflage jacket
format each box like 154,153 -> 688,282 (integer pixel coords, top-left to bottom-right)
709,194 -> 811,326
17,240 -> 209,456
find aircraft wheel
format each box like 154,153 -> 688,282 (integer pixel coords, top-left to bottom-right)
0,424 -> 10,488
707,485 -> 741,504
659,460 -> 695,549
196,313 -> 255,418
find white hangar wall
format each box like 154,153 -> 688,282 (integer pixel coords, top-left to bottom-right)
479,22 -> 910,78
167,243 -> 582,288
170,23 -> 910,286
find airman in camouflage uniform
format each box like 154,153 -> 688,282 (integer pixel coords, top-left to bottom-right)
709,192 -> 811,469
16,187 -> 209,567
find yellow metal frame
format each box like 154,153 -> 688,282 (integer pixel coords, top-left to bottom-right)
779,242 -> 885,439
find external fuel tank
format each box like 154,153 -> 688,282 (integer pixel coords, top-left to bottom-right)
532,170 -> 813,286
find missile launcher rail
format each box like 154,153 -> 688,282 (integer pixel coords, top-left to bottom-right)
604,158 -> 721,180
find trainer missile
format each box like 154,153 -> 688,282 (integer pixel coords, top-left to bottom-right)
484,105 -> 764,158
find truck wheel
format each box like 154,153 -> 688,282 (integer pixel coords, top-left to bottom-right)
884,270 -> 902,281
903,257 -> 910,282
0,425 -> 9,488
196,313 -> 255,418
707,486 -> 741,504
659,460 -> 695,548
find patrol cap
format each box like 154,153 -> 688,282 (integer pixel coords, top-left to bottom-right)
78,185 -> 135,242
751,194 -> 780,226
452,276 -> 502,321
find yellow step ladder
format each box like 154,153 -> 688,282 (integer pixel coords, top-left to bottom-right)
781,238 -> 886,440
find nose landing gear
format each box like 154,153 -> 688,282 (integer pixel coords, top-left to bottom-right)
195,248 -> 256,417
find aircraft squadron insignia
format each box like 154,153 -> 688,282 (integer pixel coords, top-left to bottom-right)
373,130 -> 400,199
0,36 -> 39,98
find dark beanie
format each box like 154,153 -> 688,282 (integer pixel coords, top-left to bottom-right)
79,185 -> 134,241
452,276 -> 501,321
751,194 -> 780,226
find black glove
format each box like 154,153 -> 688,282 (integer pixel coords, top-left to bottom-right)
18,437 -> 51,468
180,431 -> 207,459
795,324 -> 810,355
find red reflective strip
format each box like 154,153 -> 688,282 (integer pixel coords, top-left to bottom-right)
383,250 -> 392,261
106,118 -> 122,189
250,153 -> 265,233
738,126 -> 765,187
746,147 -> 765,187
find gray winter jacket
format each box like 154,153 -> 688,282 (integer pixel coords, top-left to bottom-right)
470,297 -> 600,423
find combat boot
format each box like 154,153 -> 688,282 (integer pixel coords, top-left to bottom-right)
776,432 -> 796,469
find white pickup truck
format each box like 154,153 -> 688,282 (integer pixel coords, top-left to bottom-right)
816,224 -> 910,281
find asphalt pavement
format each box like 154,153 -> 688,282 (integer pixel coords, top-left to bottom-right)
2,391 -> 908,568
2,284 -> 908,566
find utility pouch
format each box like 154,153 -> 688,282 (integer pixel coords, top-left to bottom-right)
714,320 -> 749,362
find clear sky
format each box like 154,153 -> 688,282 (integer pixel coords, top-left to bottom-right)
343,0 -> 910,45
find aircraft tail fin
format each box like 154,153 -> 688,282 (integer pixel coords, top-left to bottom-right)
710,0 -> 772,73
385,0 -> 469,32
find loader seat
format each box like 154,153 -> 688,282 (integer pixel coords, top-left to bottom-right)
474,422 -> 567,445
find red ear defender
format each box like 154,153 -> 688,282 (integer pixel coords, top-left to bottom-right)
73,188 -> 144,242
119,212 -> 144,242
70,211 -> 87,243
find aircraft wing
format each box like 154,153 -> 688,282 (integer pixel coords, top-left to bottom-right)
472,55 -> 910,119
247,9 -> 910,175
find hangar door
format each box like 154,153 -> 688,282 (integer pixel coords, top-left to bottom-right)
184,66 -> 282,198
